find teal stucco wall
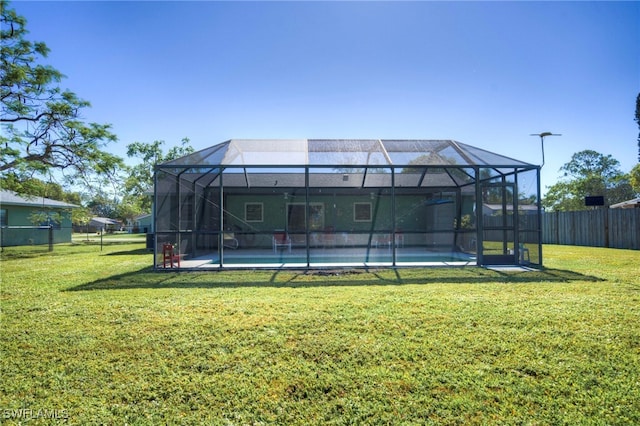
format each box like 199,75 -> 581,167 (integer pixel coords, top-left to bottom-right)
0,204 -> 73,247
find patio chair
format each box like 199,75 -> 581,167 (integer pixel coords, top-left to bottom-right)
395,228 -> 404,248
223,232 -> 239,249
509,243 -> 530,262
162,243 -> 181,268
272,231 -> 291,253
519,243 -> 530,262
372,228 -> 404,250
374,233 -> 392,249
321,226 -> 336,248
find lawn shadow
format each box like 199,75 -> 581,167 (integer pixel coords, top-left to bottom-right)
66,265 -> 603,292
105,248 -> 153,256
0,244 -> 147,260
74,241 -> 146,247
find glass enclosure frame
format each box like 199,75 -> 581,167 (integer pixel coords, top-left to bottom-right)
153,140 -> 541,270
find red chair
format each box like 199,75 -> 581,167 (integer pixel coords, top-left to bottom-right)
162,243 -> 181,268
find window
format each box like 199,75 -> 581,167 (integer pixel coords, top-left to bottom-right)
0,209 -> 6,226
354,202 -> 372,222
245,203 -> 263,222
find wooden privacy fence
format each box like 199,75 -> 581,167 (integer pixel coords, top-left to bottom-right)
542,209 -> 640,249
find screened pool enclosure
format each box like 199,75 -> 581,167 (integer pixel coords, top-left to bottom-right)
153,139 -> 541,269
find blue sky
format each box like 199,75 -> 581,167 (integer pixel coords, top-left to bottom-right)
13,1 -> 640,194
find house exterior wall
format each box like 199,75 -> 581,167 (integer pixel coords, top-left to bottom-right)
218,191 -> 475,249
0,204 -> 73,246
135,215 -> 153,233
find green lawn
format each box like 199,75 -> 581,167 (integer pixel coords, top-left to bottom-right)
1,242 -> 639,425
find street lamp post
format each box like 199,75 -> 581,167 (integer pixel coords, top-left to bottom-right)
529,132 -> 561,268
530,132 -> 561,168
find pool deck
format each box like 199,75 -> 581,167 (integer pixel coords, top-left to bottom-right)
158,247 -> 477,270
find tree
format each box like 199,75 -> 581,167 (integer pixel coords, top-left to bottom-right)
630,163 -> 640,196
86,193 -> 118,218
72,206 -> 93,240
114,194 -> 144,230
0,1 -> 123,186
0,174 -> 81,204
28,209 -> 62,226
543,150 -> 635,211
125,138 -> 193,211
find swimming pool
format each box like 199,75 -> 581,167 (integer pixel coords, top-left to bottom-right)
202,248 -> 475,268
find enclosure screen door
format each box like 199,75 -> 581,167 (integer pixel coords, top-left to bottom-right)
481,183 -> 516,265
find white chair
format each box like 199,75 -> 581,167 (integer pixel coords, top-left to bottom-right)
510,243 -> 530,262
272,231 -> 291,253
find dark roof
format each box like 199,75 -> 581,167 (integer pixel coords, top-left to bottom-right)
0,190 -> 79,209
90,217 -> 121,226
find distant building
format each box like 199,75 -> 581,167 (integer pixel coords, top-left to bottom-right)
85,217 -> 123,233
610,197 -> 640,209
131,213 -> 152,233
0,190 -> 78,247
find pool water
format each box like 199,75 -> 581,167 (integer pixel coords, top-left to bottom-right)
211,250 -> 474,265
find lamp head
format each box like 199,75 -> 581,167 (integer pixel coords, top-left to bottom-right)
530,132 -> 562,138
529,132 -> 561,168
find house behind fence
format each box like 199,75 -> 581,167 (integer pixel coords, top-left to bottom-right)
0,190 -> 78,247
542,208 -> 640,249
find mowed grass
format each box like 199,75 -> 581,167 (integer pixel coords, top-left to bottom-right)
1,241 -> 639,425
